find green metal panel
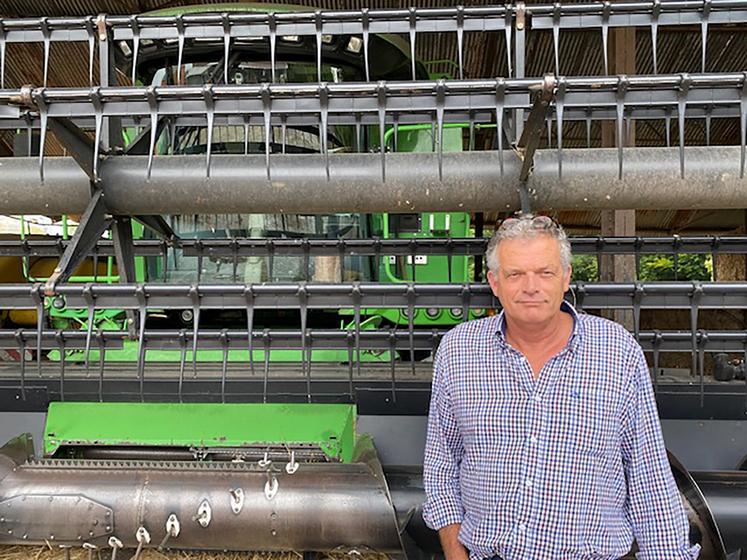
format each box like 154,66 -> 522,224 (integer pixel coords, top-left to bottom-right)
44,402 -> 356,462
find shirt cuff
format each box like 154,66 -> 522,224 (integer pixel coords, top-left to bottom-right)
422,496 -> 464,531
636,542 -> 701,560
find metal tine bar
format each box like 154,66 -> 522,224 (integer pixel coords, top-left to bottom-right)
468,111 -> 475,151
601,1 -> 610,75
355,114 -> 362,152
262,329 -> 271,403
377,82 -> 387,182
91,88 -> 103,180
32,89 -> 48,182
556,77 -> 566,180
352,284 -> 362,377
231,239 -> 239,282
41,17 -> 50,86
362,9 -> 371,82
319,83 -> 330,180
616,76 -> 628,179
504,2 -> 513,77
585,110 -> 592,148
15,330 -> 26,400
699,330 -> 706,407
245,286 -> 255,377
652,0 -> 661,74
388,330 -> 397,403
705,107 -> 712,145
552,2 -> 561,75
55,330 -> 65,401
496,78 -> 505,175
701,0 -> 711,72
97,329 -> 105,402
281,115 -> 287,154
741,72 -> 747,178
408,240 -> 415,281
407,284 -> 416,376
690,283 -> 702,381
315,10 -> 323,83
220,328 -> 229,403
346,331 -> 354,399
222,13 -> 230,85
0,22 -> 5,88
298,285 -> 310,403
678,74 -> 691,179
178,329 -> 187,403
267,240 -> 275,279
146,86 -> 158,179
546,117 -> 552,148
262,83 -> 272,181
168,118 -> 175,154
436,80 -> 445,180
393,113 -> 399,152
665,109 -> 672,147
302,239 -> 310,282
83,284 -> 95,376
189,284 -> 200,378
409,8 -> 417,80
33,288 -> 44,377
652,330 -> 661,392
269,13 -> 277,82
85,16 -> 95,86
203,84 -> 215,178
456,6 -> 464,80
243,116 -> 249,155
136,286 -> 147,402
130,15 -> 140,86
176,15 -> 185,84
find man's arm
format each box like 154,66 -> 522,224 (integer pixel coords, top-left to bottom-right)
438,523 -> 469,560
422,344 -> 466,554
620,342 -> 700,560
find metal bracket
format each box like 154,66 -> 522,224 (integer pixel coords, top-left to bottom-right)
45,189 -> 112,295
515,74 -> 557,212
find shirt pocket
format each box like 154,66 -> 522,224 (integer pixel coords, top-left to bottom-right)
554,387 -> 618,459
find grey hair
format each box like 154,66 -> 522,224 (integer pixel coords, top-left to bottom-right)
486,214 -> 572,274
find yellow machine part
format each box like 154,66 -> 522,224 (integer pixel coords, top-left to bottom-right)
3,258 -> 116,327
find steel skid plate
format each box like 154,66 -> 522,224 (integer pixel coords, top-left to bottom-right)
0,494 -> 113,543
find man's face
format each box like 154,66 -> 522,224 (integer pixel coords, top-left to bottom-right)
487,235 -> 571,327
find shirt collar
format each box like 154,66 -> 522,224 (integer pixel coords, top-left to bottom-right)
493,300 -> 584,352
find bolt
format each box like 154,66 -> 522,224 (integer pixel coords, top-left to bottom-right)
105,525 -> 111,531
271,529 -> 277,536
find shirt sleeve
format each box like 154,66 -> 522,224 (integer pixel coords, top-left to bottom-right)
422,342 -> 465,531
620,341 -> 700,560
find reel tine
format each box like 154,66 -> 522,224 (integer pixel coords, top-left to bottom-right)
456,6 -> 464,80
220,328 -> 229,403
130,15 -> 140,85
146,86 -> 158,179
601,1 -> 610,75
203,84 -> 215,178
353,284 -> 362,377
32,89 -> 48,183
262,83 -> 272,180
269,13 -> 277,82
436,80 -> 445,180
91,88 -> 103,181
496,78 -> 505,175
222,13 -> 231,84
407,284 -> 416,377
615,76 -> 628,180
552,2 -> 560,75
677,73 -> 691,179
263,329 -> 271,403
362,9 -> 370,82
298,284 -> 311,403
136,286 -> 147,403
585,109 -> 592,148
245,286 -> 255,377
320,83 -> 330,180
86,16 -> 95,86
409,8 -> 417,80
41,17 -> 50,86
315,10 -> 323,82
377,82 -> 387,182
701,0 -> 711,72
189,284 -> 201,378
651,0 -> 661,73
556,77 -> 566,180
83,284 -> 95,377
176,15 -> 185,84
32,286 -> 44,378
0,20 -> 5,88
504,3 -> 513,76
705,106 -> 712,146
178,329 -> 186,403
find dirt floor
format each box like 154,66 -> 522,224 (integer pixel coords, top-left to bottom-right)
0,547 -> 387,560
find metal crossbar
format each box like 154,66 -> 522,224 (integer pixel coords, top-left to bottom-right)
3,73 -> 746,184
2,235 -> 746,258
0,281 -> 744,311
0,2 -> 745,87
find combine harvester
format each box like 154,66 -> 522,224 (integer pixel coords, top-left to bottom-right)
2,1 -> 747,558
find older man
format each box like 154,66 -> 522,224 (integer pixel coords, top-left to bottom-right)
423,215 -> 699,560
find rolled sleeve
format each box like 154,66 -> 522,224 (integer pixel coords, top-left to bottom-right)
620,342 -> 700,560
422,344 -> 465,530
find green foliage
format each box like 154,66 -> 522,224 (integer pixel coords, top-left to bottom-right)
569,253 -> 713,282
639,254 -> 712,281
571,254 -> 598,282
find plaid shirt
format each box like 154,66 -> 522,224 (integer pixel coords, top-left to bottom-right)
423,302 -> 699,560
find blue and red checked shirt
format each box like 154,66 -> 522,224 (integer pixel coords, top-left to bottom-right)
423,302 -> 700,560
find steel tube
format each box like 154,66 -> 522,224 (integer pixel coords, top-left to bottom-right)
0,459 -> 402,552
1,147 -> 746,214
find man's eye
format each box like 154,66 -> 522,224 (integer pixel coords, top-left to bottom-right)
541,271 -> 555,277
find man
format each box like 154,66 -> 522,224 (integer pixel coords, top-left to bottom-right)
423,214 -> 699,560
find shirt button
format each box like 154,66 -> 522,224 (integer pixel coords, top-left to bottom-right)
517,523 -> 526,533
525,478 -> 533,488
529,435 -> 538,444
533,395 -> 542,404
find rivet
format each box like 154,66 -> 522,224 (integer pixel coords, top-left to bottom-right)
271,529 -> 277,536
105,525 -> 111,531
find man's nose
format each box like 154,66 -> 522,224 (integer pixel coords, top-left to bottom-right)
522,273 -> 539,293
